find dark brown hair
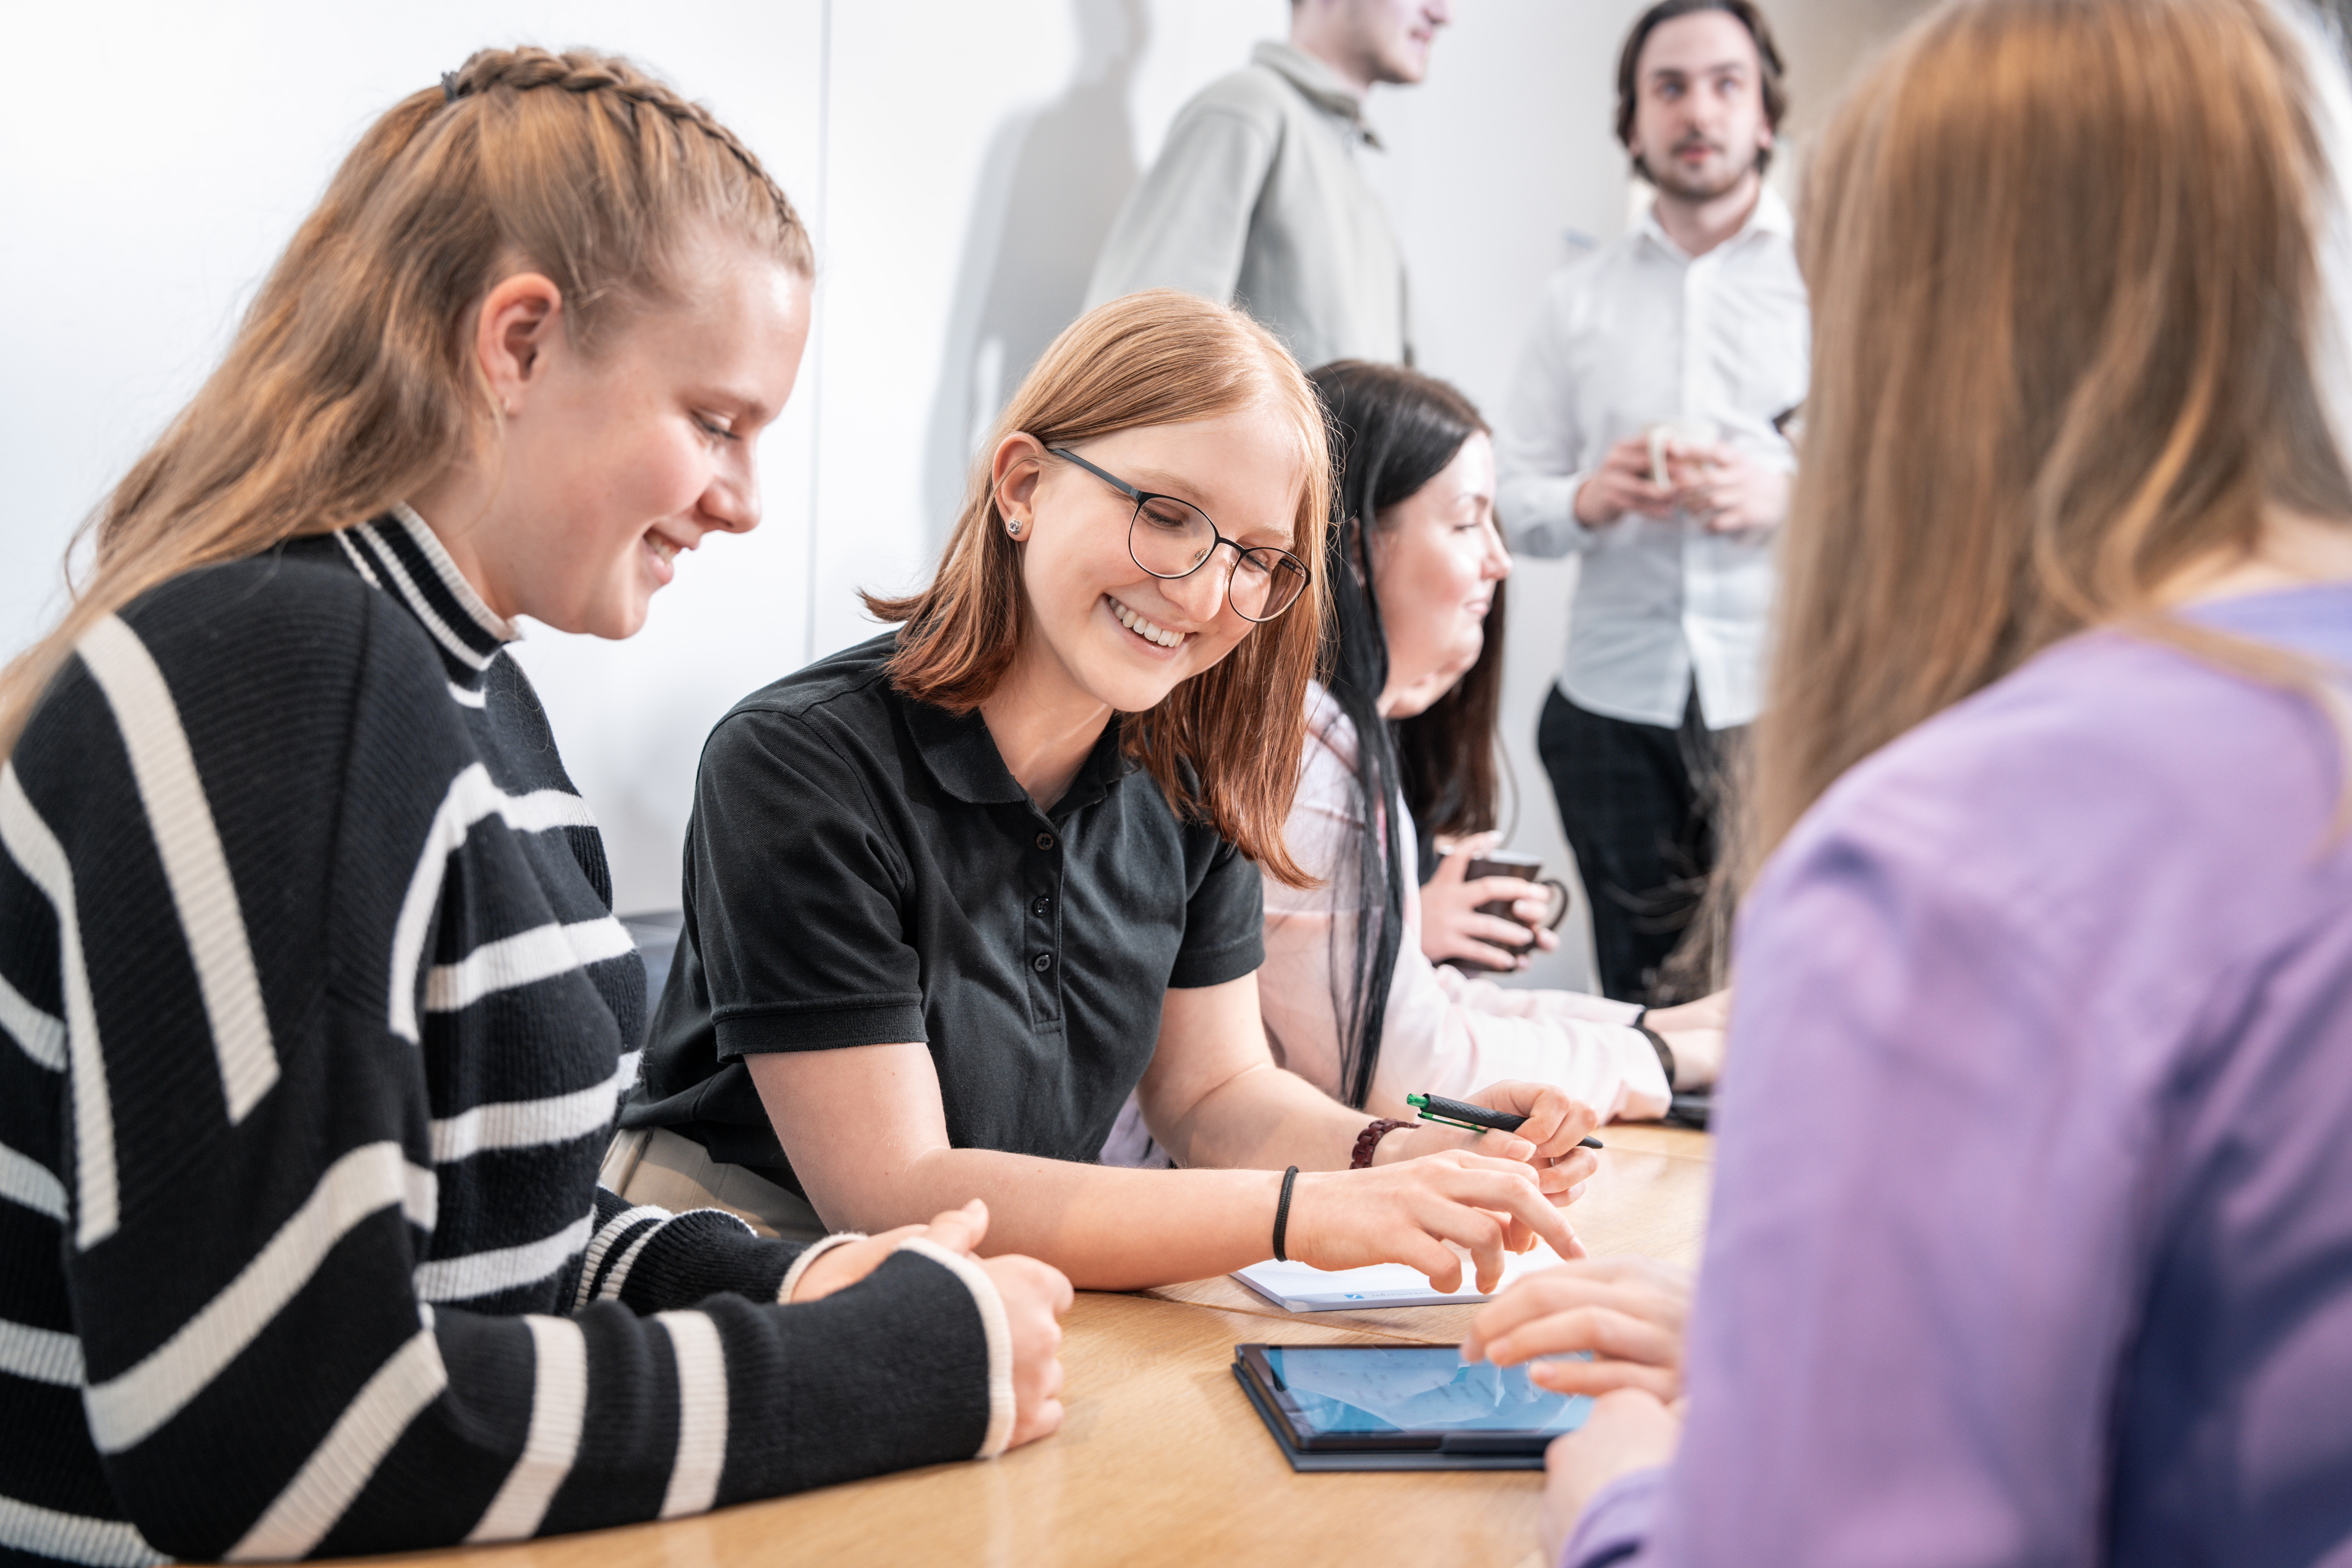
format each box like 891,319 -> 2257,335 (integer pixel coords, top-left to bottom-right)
1306,360 -> 1494,1107
1395,580 -> 1506,844
1,47 -> 811,758
867,290 -> 1333,889
1747,0 -> 2352,879
1615,0 -> 1788,173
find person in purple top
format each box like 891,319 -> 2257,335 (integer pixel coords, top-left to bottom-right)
1459,0 -> 2352,1562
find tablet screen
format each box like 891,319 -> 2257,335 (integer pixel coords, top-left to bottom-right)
1258,1346 -> 1594,1439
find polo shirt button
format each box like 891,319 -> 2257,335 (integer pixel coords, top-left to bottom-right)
1035,832 -> 1055,851
1032,895 -> 1053,917
1032,952 -> 1054,973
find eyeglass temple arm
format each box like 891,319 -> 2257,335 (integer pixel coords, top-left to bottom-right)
1046,446 -> 1143,504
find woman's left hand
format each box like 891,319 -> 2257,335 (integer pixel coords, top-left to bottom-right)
1642,988 -> 1733,1090
1419,833 -> 1559,971
1542,1390 -> 1684,1564
1379,1080 -> 1602,1204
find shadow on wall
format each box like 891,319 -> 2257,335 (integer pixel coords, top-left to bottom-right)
921,0 -> 1149,555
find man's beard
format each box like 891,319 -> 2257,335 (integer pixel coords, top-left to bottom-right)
1640,139 -> 1758,202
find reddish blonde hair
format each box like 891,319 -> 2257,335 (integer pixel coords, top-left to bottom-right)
867,290 -> 1334,887
1746,0 -> 2352,877
1,47 -> 811,756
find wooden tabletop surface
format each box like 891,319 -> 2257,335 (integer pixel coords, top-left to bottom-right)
359,1126 -> 1713,1568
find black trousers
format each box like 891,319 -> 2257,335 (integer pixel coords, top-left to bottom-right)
1538,683 -> 1740,1003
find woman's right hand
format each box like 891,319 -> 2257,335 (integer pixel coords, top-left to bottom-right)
1461,1256 -> 1690,1400
1284,1151 -> 1588,1293
980,1249 -> 1074,1448
795,1199 -> 1073,1450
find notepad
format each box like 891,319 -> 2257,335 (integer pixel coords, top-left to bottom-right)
1231,1242 -> 1568,1312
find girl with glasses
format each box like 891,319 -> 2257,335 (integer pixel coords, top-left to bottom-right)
619,289 -> 1603,1291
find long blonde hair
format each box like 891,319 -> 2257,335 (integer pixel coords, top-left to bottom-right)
1747,0 -> 2352,876
867,290 -> 1333,888
0,46 -> 812,757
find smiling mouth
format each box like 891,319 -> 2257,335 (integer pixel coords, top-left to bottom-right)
647,534 -> 680,565
1107,594 -> 1187,649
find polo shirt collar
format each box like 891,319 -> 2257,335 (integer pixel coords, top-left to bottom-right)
334,503 -> 518,689
1252,41 -> 1383,150
901,697 -> 1134,815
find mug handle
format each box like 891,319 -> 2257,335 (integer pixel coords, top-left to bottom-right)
1538,879 -> 1572,931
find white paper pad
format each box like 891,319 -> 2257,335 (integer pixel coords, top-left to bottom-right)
1230,1243 -> 1568,1312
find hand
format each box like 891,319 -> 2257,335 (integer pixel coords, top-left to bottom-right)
1640,988 -> 1732,1090
980,1250 -> 1075,1449
1419,833 -> 1558,971
1542,1389 -> 1684,1564
791,1199 -> 1074,1451
791,1207 -> 984,1304
1289,1135 -> 1594,1292
1381,1079 -> 1603,1205
1462,1256 -> 1690,1400
1674,444 -> 1788,534
1573,435 -> 1681,526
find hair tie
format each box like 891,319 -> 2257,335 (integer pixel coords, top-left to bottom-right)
440,72 -> 462,105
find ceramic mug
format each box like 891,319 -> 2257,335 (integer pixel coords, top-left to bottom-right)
1455,851 -> 1571,972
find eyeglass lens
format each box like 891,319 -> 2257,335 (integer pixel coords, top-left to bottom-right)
1129,496 -> 1309,622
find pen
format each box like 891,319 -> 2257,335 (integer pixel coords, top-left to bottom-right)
1408,1093 -> 1604,1149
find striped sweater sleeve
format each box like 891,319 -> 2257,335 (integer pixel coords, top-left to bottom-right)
0,559 -> 1006,1565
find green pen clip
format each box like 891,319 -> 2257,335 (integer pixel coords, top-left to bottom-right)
1405,1092 -> 1491,1133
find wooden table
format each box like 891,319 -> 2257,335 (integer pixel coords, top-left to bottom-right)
374,1127 -> 1712,1568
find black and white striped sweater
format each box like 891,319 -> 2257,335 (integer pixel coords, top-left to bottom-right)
0,508 -> 1008,1566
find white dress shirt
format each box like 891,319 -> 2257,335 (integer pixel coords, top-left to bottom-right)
1496,188 -> 1809,730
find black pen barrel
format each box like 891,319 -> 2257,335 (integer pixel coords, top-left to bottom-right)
1420,1093 -> 1528,1132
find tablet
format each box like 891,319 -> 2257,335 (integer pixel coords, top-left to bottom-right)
1234,1343 -> 1593,1464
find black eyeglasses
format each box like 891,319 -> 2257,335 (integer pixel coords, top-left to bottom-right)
1048,447 -> 1313,623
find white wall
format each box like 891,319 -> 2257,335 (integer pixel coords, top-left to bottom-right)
0,0 -> 1922,975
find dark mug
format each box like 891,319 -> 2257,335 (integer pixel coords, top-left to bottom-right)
1454,851 -> 1571,972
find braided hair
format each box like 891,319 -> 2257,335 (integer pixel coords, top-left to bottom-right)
3,47 -> 812,755
438,48 -> 808,257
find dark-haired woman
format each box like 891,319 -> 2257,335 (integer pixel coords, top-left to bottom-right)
1256,362 -> 1727,1123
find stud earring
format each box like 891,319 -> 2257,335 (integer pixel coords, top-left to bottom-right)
1007,518 -> 1023,535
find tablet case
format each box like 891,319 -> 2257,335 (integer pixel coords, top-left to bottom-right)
1230,1361 -> 1547,1472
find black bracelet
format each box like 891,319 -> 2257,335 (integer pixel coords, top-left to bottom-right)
1272,1165 -> 1301,1262
1633,1010 -> 1677,1090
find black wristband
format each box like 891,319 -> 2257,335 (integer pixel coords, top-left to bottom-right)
1633,1010 -> 1676,1090
1272,1165 -> 1301,1262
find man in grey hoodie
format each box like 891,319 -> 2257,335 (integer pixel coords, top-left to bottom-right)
1086,0 -> 1452,372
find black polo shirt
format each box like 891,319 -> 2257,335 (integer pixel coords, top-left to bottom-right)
623,631 -> 1266,1196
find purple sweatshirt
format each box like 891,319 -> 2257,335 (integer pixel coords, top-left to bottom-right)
1567,585 -> 2352,1567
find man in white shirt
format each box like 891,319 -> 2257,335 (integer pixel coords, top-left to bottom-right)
1496,0 -> 1808,1002
1084,0 -> 1452,372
